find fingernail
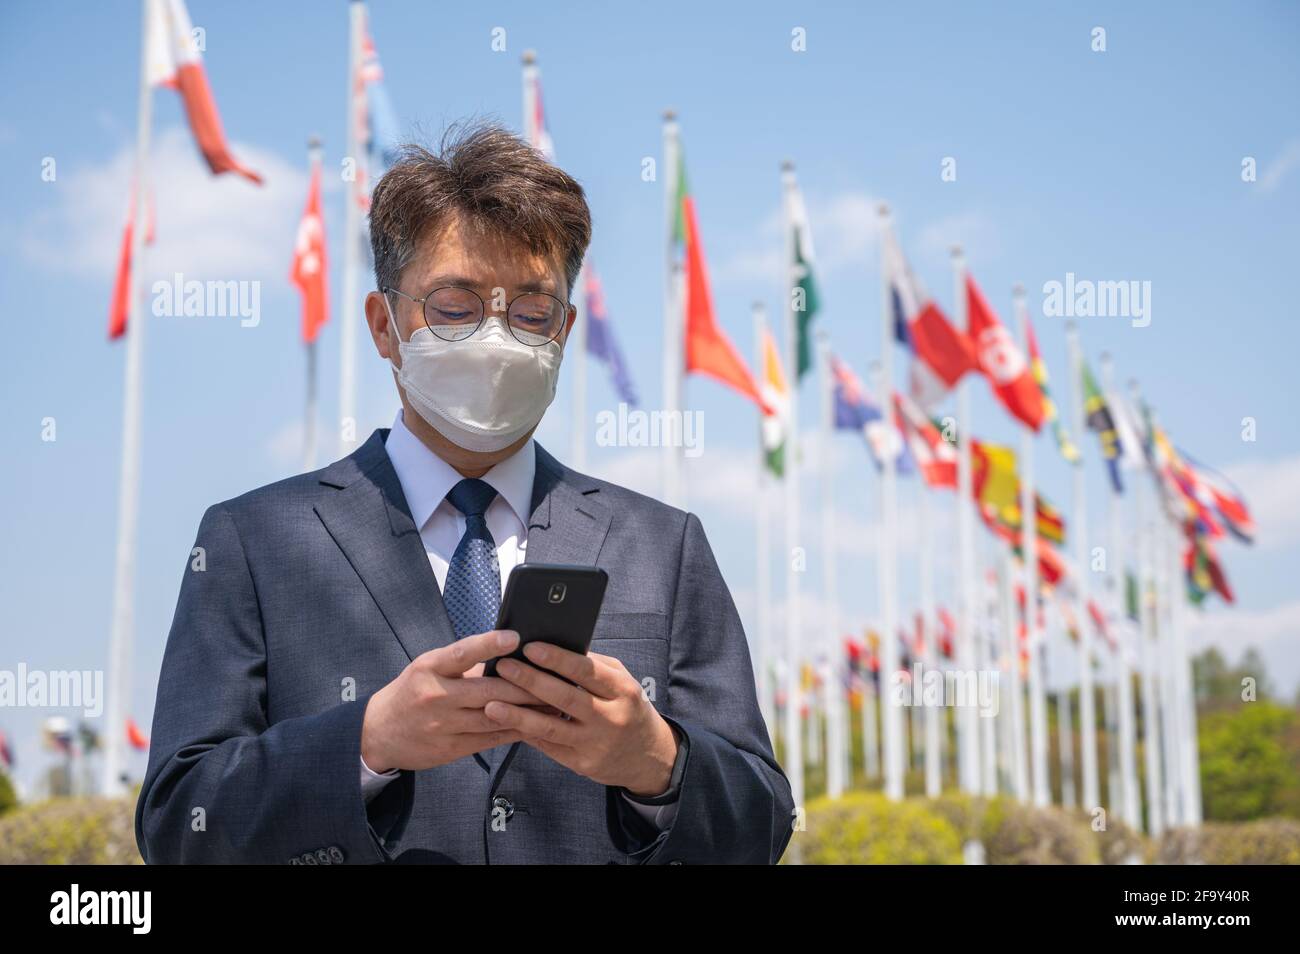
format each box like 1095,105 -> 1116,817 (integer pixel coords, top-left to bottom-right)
524,643 -> 548,662
498,630 -> 519,649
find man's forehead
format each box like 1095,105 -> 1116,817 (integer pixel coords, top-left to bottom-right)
406,216 -> 565,295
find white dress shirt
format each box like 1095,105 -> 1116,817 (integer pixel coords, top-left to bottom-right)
360,410 -> 678,831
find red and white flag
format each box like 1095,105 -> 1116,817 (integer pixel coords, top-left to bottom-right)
290,159 -> 329,344
893,389 -> 957,488
966,272 -> 1045,430
107,185 -> 156,340
147,0 -> 262,184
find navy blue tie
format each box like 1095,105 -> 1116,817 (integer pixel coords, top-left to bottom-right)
443,478 -> 501,640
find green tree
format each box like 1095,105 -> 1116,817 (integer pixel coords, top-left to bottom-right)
1200,701 -> 1300,821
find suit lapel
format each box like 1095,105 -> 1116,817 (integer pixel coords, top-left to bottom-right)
313,429 -> 457,664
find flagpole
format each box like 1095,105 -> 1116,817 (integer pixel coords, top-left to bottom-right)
919,469 -> 941,797
1130,377 -> 1165,836
1100,353 -> 1140,828
302,136 -> 323,473
1065,321 -> 1100,811
951,245 -> 980,795
998,544 -> 1029,798
1013,285 -> 1050,806
104,0 -> 156,799
1164,482 -> 1201,826
978,562 -> 998,796
339,0 -> 365,456
1054,596 -> 1077,807
818,330 -> 846,798
753,302 -> 776,749
876,203 -> 903,801
661,111 -> 683,509
781,161 -> 805,815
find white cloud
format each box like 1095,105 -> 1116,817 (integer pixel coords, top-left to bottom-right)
1258,138 -> 1300,194
1222,453 -> 1300,551
18,126 -> 306,283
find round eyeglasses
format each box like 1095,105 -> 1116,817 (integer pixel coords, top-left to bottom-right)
383,284 -> 569,346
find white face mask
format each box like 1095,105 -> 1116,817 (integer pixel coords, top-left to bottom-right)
384,295 -> 565,453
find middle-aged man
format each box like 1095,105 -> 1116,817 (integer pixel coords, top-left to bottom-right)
135,121 -> 794,865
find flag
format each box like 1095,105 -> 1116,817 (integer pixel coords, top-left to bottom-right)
894,390 -> 957,488
1081,360 -> 1124,493
107,184 -> 156,341
127,718 -> 150,752
936,608 -> 956,658
523,55 -> 556,161
1026,320 -> 1080,462
967,273 -> 1045,430
786,175 -> 820,379
971,440 -> 1020,513
992,492 -> 1067,548
676,155 -> 770,412
1185,524 -> 1234,605
1180,451 -> 1255,545
146,0 -> 262,184
759,321 -> 789,477
583,263 -> 639,407
831,356 -> 912,473
1125,570 -> 1140,622
355,9 -> 401,211
290,157 -> 329,345
882,224 -> 976,406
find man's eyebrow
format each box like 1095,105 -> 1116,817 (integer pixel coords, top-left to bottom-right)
422,275 -> 563,298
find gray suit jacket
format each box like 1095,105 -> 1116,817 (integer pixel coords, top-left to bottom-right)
134,429 -> 794,864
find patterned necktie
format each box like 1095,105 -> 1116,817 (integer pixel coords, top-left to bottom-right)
443,478 -> 502,640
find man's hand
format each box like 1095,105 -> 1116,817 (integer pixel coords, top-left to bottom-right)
486,643 -> 680,797
360,629 -> 553,774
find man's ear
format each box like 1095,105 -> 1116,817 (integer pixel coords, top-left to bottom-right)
562,302 -> 577,342
364,290 -> 398,361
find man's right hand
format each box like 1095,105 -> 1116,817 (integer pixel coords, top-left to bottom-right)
360,629 -> 546,773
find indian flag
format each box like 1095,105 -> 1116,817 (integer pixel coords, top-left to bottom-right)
759,322 -> 789,477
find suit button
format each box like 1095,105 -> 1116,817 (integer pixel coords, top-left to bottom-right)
289,858 -> 302,865
315,849 -> 332,865
329,846 -> 345,863
301,852 -> 319,865
669,860 -> 684,865
492,795 -> 514,820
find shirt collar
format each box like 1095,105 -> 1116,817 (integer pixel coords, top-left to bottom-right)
384,409 -> 535,531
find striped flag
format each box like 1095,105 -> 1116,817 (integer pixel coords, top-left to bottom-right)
1026,319 -> 1080,462
146,0 -> 262,184
786,175 -> 821,379
759,322 -> 789,477
894,390 -> 957,488
107,184 -> 156,340
1081,359 -> 1124,493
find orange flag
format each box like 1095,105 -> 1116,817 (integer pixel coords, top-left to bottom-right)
291,159 -> 329,344
967,272 -> 1045,430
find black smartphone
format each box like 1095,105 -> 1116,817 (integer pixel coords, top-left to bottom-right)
483,564 -> 609,682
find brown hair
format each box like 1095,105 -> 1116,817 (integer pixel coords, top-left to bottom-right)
368,120 -> 592,299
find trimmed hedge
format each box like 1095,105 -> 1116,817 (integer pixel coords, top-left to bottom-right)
796,791 -> 963,864
0,794 -> 142,865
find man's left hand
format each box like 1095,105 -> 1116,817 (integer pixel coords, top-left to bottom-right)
486,643 -> 679,797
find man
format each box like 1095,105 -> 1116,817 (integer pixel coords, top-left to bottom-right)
135,122 -> 794,864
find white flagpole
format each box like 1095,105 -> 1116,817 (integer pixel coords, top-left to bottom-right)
1013,285 -> 1050,806
1054,599 -> 1077,808
876,204 -> 903,801
661,111 -> 683,509
1166,502 -> 1201,825
303,136 -> 323,474
818,330 -> 846,798
1129,393 -> 1165,835
978,563 -> 998,796
1065,321 -> 1100,811
919,478 -> 941,797
951,245 -> 980,795
863,661 -> 881,783
999,545 -> 1030,799
780,161 -> 804,814
339,1 -> 365,456
1100,353 -> 1140,828
753,303 -> 776,749
104,0 -> 156,799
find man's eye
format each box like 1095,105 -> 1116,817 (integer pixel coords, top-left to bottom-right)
433,309 -> 474,321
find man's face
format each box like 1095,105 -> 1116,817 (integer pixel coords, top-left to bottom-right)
364,213 -> 577,471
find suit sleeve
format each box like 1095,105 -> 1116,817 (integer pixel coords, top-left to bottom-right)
607,511 -> 795,864
134,503 -> 413,865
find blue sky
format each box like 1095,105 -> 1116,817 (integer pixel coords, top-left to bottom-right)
1,0 -> 1297,793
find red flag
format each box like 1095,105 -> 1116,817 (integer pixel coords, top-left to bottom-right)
126,718 -> 150,752
679,194 -> 770,412
148,0 -> 262,185
290,159 -> 329,344
910,301 -> 977,391
107,185 -> 156,341
966,273 -> 1045,430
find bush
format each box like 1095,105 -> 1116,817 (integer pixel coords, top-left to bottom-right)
979,799 -> 1101,864
0,794 -> 142,865
0,772 -> 17,818
1155,819 -> 1300,865
1199,702 -> 1300,822
795,791 -> 963,864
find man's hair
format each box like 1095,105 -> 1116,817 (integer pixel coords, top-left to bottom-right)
369,120 -> 592,299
